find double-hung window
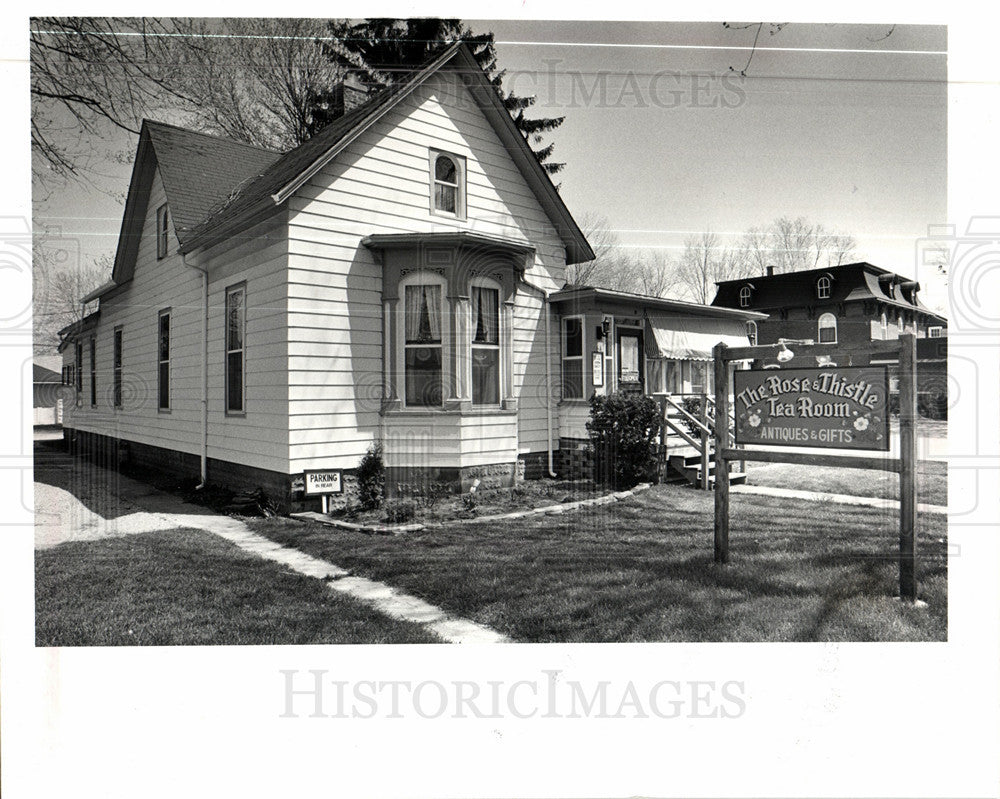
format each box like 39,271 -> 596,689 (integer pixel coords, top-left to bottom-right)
113,327 -> 123,408
818,312 -> 837,344
470,284 -> 500,405
225,285 -> 246,414
403,283 -> 443,407
89,337 -> 97,406
158,311 -> 170,410
75,342 -> 83,394
561,316 -> 583,399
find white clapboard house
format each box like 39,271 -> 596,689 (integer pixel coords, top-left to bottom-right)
60,42 -> 759,508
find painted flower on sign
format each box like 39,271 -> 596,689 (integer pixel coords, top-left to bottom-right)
853,416 -> 870,431
748,413 -> 761,428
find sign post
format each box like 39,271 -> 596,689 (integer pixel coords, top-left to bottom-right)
713,342 -> 730,564
898,334 -> 918,602
713,335 -> 921,603
304,469 -> 343,515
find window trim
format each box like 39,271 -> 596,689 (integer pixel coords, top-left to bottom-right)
156,204 -> 170,260
928,326 -> 943,338
89,336 -> 97,407
817,312 -> 838,344
225,283 -> 247,416
158,309 -> 171,412
428,149 -> 466,220
561,314 -> 585,400
398,272 -> 448,409
113,326 -> 123,409
816,275 -> 832,299
739,285 -> 752,308
469,277 -> 502,407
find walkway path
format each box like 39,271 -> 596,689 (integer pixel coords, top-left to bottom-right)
34,446 -> 509,644
730,483 -> 947,515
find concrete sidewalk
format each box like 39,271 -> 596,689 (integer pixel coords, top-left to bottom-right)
34,445 -> 508,644
730,483 -> 947,515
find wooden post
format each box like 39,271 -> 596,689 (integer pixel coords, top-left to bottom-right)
699,394 -> 709,490
321,494 -> 329,515
713,343 -> 730,564
898,334 -> 918,602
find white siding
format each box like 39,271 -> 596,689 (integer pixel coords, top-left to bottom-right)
286,70 -> 567,472
63,170 -> 291,474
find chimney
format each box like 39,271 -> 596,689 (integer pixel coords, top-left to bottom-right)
765,265 -> 775,276
330,73 -> 369,119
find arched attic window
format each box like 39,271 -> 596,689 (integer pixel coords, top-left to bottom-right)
816,275 -> 832,299
746,320 -> 758,346
430,150 -> 465,218
739,284 -> 754,308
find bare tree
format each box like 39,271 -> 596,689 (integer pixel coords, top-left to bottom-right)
735,216 -> 856,275
30,17 -> 349,191
33,243 -> 110,356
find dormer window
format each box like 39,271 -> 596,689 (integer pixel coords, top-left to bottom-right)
746,320 -> 758,346
816,275 -> 832,299
881,311 -> 888,340
430,149 -> 465,218
739,285 -> 753,308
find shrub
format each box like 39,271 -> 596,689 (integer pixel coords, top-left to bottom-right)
383,498 -> 417,524
357,444 -> 385,511
586,392 -> 661,489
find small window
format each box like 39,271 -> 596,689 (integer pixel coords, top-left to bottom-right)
739,285 -> 752,308
113,327 -> 123,408
404,283 -> 443,407
561,317 -> 583,399
817,276 -> 831,299
880,311 -> 888,340
471,285 -> 500,406
928,326 -> 943,338
746,320 -> 758,346
89,337 -> 97,406
818,312 -> 837,344
158,311 -> 170,411
430,150 -> 465,218
156,204 -> 170,259
225,285 -> 246,413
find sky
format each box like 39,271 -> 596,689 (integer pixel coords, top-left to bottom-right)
33,19 -> 948,311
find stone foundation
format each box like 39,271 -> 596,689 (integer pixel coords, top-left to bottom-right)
557,437 -> 594,480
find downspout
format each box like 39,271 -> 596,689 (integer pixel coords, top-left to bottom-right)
518,276 -> 557,478
184,254 -> 209,489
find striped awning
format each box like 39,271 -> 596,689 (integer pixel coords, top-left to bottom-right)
645,313 -> 751,361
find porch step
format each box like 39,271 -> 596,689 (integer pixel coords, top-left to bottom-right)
665,452 -> 746,489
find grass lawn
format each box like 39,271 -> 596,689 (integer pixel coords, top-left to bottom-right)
745,460 -> 947,506
248,485 -> 947,643
35,528 -> 440,646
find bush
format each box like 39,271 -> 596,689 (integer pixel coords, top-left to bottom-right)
357,445 -> 385,511
919,391 -> 948,420
383,498 -> 416,524
586,392 -> 661,489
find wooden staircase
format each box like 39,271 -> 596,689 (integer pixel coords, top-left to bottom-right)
655,394 -> 747,489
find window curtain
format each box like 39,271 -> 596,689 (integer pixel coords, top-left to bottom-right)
472,286 -> 499,344
405,285 -> 441,343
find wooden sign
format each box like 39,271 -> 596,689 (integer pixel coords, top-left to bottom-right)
733,367 -> 890,451
304,469 -> 343,495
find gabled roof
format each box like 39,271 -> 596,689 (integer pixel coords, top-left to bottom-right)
57,311 -> 101,351
180,41 -> 594,264
109,121 -> 281,286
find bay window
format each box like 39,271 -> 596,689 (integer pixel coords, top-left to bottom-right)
470,283 -> 500,405
404,282 -> 443,407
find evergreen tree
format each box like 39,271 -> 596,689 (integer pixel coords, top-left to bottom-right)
314,18 -> 565,175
